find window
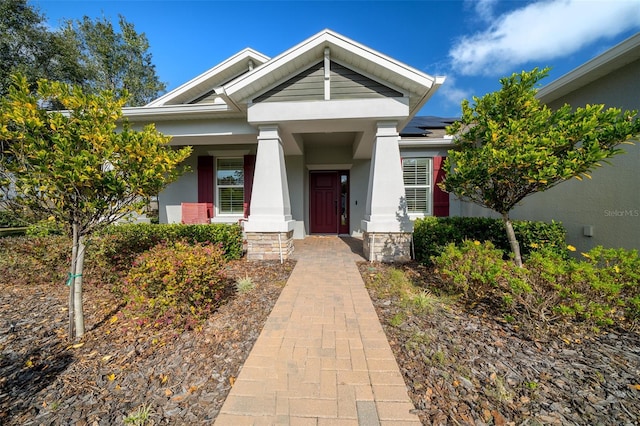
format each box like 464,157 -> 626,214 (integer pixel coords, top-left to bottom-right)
402,157 -> 432,215
216,158 -> 244,215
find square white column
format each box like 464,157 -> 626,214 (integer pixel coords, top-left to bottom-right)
244,125 -> 294,233
361,121 -> 413,233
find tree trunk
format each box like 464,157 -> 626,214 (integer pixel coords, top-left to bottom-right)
73,235 -> 87,339
502,213 -> 523,268
68,223 -> 78,339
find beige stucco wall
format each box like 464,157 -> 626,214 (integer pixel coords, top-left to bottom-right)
509,58 -> 640,252
349,159 -> 370,236
285,155 -> 306,238
159,150 -> 198,224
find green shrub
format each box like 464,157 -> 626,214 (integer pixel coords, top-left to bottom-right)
25,218 -> 65,237
433,240 -> 527,303
433,242 -> 640,334
0,227 -> 27,238
413,216 -> 566,264
0,210 -> 30,228
91,223 -> 243,273
0,235 -> 70,286
122,240 -> 230,329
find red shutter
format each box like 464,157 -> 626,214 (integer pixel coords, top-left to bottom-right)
243,154 -> 256,218
197,156 -> 214,219
433,156 -> 449,217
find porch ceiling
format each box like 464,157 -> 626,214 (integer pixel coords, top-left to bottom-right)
276,118 -> 375,159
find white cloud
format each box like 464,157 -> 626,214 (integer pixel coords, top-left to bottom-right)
437,75 -> 472,109
470,0 -> 499,22
450,0 -> 640,76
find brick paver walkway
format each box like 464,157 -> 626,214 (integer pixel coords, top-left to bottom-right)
214,236 -> 421,425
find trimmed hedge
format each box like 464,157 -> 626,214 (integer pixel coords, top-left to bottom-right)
92,223 -> 243,272
413,216 -> 566,264
0,227 -> 27,238
0,235 -> 70,286
0,210 -> 29,228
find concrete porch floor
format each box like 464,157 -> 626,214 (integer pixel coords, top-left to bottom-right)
214,236 -> 420,425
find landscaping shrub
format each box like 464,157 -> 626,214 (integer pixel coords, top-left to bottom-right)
122,240 -> 230,329
92,223 -> 243,272
432,242 -> 640,335
413,216 -> 566,264
25,218 -> 65,237
0,210 -> 30,228
0,235 -> 70,286
433,240 -> 528,304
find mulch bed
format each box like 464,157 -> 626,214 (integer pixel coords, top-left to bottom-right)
0,259 -> 295,425
3,254 -> 640,425
360,261 -> 640,426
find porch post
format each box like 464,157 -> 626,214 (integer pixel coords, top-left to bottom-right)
361,121 -> 413,262
244,125 -> 295,260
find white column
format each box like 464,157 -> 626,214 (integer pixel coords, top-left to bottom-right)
244,125 -> 294,233
361,121 -> 413,233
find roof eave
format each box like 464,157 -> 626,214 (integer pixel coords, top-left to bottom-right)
123,103 -> 239,122
146,48 -> 270,107
537,32 -> 640,104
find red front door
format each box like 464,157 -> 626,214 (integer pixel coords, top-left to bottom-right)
310,172 -> 338,234
310,171 -> 349,234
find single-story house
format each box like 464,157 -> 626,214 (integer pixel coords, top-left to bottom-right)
461,32 -> 640,252
124,29 -> 452,261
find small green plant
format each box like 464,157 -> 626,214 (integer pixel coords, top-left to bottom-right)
235,275 -> 255,294
411,290 -> 436,314
431,350 -> 447,365
488,375 -> 513,403
389,312 -> 405,327
404,330 -> 432,352
123,403 -> 154,425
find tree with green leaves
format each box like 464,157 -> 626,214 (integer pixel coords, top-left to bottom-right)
0,0 -> 83,95
0,75 -> 191,339
442,68 -> 640,267
62,15 -> 166,106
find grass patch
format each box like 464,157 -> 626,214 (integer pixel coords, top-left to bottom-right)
235,276 -> 255,294
123,403 -> 154,425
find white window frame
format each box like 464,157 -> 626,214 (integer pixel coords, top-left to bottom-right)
402,157 -> 432,217
215,157 -> 244,217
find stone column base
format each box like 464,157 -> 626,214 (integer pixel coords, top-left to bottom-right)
246,231 -> 294,261
363,232 -> 412,263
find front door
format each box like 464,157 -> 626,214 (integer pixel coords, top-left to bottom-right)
310,171 -> 349,234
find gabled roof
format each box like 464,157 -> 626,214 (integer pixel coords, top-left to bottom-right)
537,32 -> 640,104
127,29 -> 443,123
224,29 -> 443,114
146,48 -> 270,107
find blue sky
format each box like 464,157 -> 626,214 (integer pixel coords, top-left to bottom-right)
31,0 -> 640,117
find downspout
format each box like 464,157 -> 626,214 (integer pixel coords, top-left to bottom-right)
278,232 -> 283,264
